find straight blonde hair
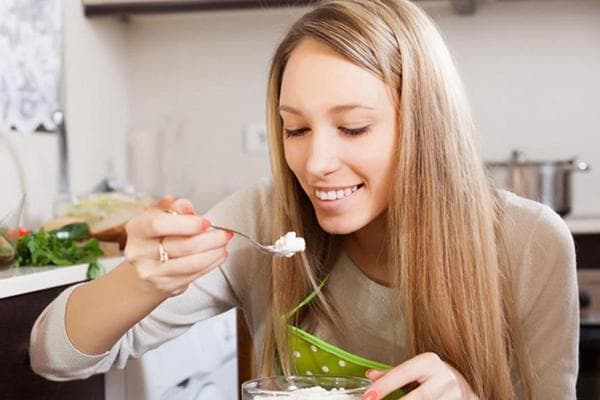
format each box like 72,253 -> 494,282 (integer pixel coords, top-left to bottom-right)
261,1 -> 533,398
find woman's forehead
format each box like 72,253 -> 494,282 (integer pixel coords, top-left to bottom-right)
280,39 -> 393,116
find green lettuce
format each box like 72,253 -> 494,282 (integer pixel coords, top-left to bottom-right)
16,228 -> 105,279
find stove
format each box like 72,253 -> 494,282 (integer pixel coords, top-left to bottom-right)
572,229 -> 600,399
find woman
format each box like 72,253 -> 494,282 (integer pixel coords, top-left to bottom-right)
30,0 -> 578,399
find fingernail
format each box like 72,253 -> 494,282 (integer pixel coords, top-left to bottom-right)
363,390 -> 379,400
200,219 -> 211,231
365,369 -> 373,379
226,230 -> 234,239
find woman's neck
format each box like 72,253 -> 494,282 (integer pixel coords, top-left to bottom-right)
342,212 -> 390,286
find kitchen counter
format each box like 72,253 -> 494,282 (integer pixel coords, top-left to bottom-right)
565,215 -> 600,235
0,257 -> 124,299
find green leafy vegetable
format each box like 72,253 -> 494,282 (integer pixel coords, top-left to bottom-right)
16,227 -> 104,279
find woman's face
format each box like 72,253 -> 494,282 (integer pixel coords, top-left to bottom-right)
280,39 -> 399,234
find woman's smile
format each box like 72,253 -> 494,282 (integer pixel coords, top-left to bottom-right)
312,183 -> 365,213
313,183 -> 363,201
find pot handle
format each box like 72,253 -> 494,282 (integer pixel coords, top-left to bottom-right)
569,159 -> 590,172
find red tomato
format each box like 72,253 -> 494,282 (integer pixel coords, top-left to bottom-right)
18,227 -> 31,238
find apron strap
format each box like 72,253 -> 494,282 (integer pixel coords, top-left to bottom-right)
286,275 -> 329,318
278,276 -> 329,373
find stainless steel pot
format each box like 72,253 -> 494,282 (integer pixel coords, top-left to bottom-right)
486,150 -> 590,216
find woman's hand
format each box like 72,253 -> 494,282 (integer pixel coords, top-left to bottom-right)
124,198 -> 232,298
62,197 -> 232,356
364,352 -> 478,400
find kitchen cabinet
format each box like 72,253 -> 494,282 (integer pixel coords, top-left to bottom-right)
82,0 -> 477,16
574,232 -> 600,399
82,0 -> 313,16
0,284 -> 104,400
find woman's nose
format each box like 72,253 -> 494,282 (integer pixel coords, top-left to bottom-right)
305,130 -> 340,177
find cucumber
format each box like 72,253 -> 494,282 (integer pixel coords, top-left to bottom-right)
50,222 -> 91,241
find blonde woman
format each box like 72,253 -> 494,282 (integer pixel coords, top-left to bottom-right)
30,0 -> 578,399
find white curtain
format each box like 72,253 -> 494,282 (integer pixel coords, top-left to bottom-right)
0,0 -> 62,134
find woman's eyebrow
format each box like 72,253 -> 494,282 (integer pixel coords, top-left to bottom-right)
279,104 -> 375,115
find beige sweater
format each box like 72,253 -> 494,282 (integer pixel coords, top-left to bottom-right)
30,178 -> 579,398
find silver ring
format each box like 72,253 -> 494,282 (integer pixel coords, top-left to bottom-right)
164,209 -> 179,215
158,239 -> 169,263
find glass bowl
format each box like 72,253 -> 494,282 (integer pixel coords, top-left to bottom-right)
241,375 -> 370,399
0,195 -> 25,270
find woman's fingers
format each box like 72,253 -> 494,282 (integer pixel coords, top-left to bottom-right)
171,198 -> 196,215
130,228 -> 232,260
366,369 -> 386,381
161,229 -> 232,259
121,196 -> 233,298
132,247 -> 228,295
397,377 -> 462,400
364,353 -> 442,399
163,246 -> 228,276
168,251 -> 229,295
155,196 -> 195,215
127,209 -> 210,239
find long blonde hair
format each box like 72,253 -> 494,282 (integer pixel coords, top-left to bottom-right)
261,1 -> 532,398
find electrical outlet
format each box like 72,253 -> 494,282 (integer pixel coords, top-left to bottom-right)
244,123 -> 268,154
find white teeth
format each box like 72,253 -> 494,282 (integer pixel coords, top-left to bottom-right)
315,185 -> 361,201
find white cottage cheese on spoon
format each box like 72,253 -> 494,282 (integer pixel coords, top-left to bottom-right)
272,231 -> 305,257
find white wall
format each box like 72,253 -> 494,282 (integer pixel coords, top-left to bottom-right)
1,0 -> 130,227
63,0 -> 130,198
123,0 -> 600,214
0,132 -> 59,226
3,0 -> 599,226
427,0 -> 600,214
125,8 -> 307,211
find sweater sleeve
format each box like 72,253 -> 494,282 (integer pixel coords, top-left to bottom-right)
29,178 -> 273,381
509,203 -> 579,399
29,266 -> 238,380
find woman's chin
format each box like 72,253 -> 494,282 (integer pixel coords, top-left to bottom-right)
316,216 -> 362,235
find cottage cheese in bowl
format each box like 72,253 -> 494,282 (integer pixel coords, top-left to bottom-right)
242,376 -> 368,399
252,386 -> 355,399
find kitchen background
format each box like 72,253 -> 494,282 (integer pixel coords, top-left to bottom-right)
1,0 -> 599,399
1,0 -> 599,224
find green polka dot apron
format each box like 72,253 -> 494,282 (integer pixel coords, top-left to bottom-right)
288,279 -> 405,399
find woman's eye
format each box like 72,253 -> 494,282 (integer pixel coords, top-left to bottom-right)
340,125 -> 371,136
283,125 -> 371,137
284,127 -> 309,137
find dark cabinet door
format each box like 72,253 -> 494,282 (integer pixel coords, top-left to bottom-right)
83,0 -> 314,16
0,284 -> 104,400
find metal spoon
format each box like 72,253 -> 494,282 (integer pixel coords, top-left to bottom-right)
162,210 -> 293,257
211,225 -> 293,257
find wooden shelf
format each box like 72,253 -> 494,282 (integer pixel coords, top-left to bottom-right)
82,0 -> 315,16
83,0 -> 476,17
